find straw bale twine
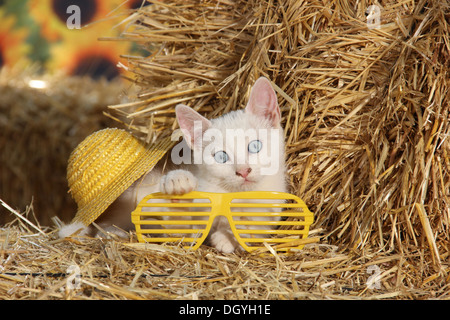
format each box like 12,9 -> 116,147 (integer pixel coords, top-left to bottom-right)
0,69 -> 128,225
109,0 -> 450,266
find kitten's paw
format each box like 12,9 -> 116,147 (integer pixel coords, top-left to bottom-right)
160,170 -> 197,195
210,231 -> 238,253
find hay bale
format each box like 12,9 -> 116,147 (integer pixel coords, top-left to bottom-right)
0,69 -> 128,225
109,0 -> 450,266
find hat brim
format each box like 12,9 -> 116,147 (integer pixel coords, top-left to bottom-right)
71,135 -> 175,226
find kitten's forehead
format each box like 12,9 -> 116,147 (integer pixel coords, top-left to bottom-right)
211,110 -> 270,131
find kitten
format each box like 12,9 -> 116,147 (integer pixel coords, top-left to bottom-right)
59,77 -> 287,253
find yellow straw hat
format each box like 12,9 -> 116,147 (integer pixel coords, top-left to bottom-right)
67,128 -> 174,226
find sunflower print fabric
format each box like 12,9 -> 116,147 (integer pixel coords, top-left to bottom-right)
0,0 -> 150,80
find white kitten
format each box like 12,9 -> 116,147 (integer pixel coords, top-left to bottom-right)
59,77 -> 287,253
166,77 -> 287,252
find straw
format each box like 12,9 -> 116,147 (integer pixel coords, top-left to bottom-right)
2,222 -> 448,300
1,0 -> 449,300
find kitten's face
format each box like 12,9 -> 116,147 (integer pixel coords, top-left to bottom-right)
175,77 -> 285,191
198,111 -> 284,191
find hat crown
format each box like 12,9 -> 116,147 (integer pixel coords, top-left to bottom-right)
67,128 -> 145,207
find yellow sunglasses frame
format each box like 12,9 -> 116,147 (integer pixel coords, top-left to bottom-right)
131,191 -> 314,253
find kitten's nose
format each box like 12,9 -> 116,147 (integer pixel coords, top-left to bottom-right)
236,167 -> 252,178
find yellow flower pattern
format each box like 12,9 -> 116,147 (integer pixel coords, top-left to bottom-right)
1,0 -> 151,79
0,8 -> 31,69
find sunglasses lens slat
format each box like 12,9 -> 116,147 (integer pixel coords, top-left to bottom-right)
141,203 -> 212,209
229,203 -> 304,208
239,238 -> 302,243
229,211 -> 305,217
138,220 -> 209,225
233,220 -> 308,226
136,212 -> 211,217
235,229 -> 307,235
144,237 -> 203,242
141,228 -> 204,233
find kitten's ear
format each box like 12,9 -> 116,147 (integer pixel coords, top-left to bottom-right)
245,77 -> 281,127
175,104 -> 212,149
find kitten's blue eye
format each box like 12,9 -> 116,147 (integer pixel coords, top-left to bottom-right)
248,140 -> 262,153
214,151 -> 229,163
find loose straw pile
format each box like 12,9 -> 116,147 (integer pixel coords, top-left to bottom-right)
1,223 -> 447,300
